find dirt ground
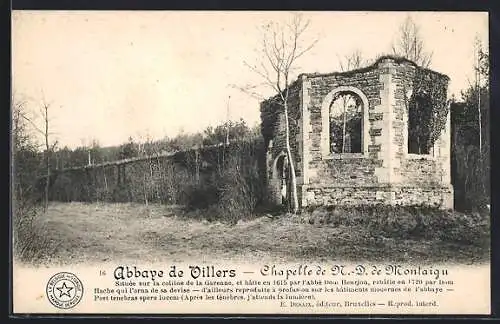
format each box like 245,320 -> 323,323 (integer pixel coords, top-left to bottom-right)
26,202 -> 489,266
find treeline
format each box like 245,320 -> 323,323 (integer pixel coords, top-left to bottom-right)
48,119 -> 261,170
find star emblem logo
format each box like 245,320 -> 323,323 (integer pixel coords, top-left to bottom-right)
56,281 -> 74,298
47,272 -> 84,309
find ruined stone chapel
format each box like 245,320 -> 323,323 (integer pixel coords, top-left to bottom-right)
260,56 -> 453,209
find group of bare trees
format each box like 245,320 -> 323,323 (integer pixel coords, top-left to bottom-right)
12,95 -> 57,212
391,16 -> 433,68
12,95 -> 60,261
451,37 -> 489,211
336,16 -> 433,72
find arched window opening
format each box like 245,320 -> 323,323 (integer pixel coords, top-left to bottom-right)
408,94 -> 432,154
329,91 -> 363,154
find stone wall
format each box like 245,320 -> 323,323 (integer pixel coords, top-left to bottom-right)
300,59 -> 394,208
303,185 -> 453,208
309,158 -> 381,186
261,81 -> 303,205
304,68 -> 382,167
400,158 -> 442,186
49,140 -> 267,206
261,56 -> 454,210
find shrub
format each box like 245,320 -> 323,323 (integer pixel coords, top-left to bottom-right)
184,182 -> 219,210
436,210 -> 490,246
12,198 -> 57,263
173,140 -> 265,224
215,157 -> 258,224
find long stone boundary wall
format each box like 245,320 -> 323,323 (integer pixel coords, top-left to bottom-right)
46,140 -> 267,206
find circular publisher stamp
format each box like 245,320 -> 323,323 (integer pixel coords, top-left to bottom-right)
46,272 -> 84,309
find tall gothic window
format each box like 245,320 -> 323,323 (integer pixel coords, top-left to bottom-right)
408,94 -> 432,154
329,91 -> 363,154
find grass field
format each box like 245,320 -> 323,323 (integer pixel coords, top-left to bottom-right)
17,202 -> 490,266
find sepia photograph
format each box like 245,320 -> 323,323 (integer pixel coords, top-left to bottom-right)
11,10 -> 490,314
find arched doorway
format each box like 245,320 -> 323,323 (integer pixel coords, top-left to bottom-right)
272,153 -> 290,208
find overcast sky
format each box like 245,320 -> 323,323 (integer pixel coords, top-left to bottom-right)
12,11 -> 488,149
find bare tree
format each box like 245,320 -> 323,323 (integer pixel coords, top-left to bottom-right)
135,131 -> 161,209
337,50 -> 366,153
19,99 -> 57,211
135,132 -> 150,208
41,101 -> 52,211
236,13 -> 318,213
89,138 -> 101,165
473,34 -> 484,154
12,98 -> 31,153
12,97 -> 37,200
473,35 -> 489,199
391,15 -> 433,68
338,49 -> 365,72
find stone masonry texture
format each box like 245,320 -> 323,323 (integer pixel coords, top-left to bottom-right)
260,56 -> 453,209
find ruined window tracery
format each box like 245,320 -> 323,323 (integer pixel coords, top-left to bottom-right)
329,91 -> 363,154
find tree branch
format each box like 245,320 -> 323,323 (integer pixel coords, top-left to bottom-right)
21,114 -> 44,135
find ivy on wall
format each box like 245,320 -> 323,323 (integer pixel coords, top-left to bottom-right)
407,67 -> 450,152
260,83 -> 301,151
